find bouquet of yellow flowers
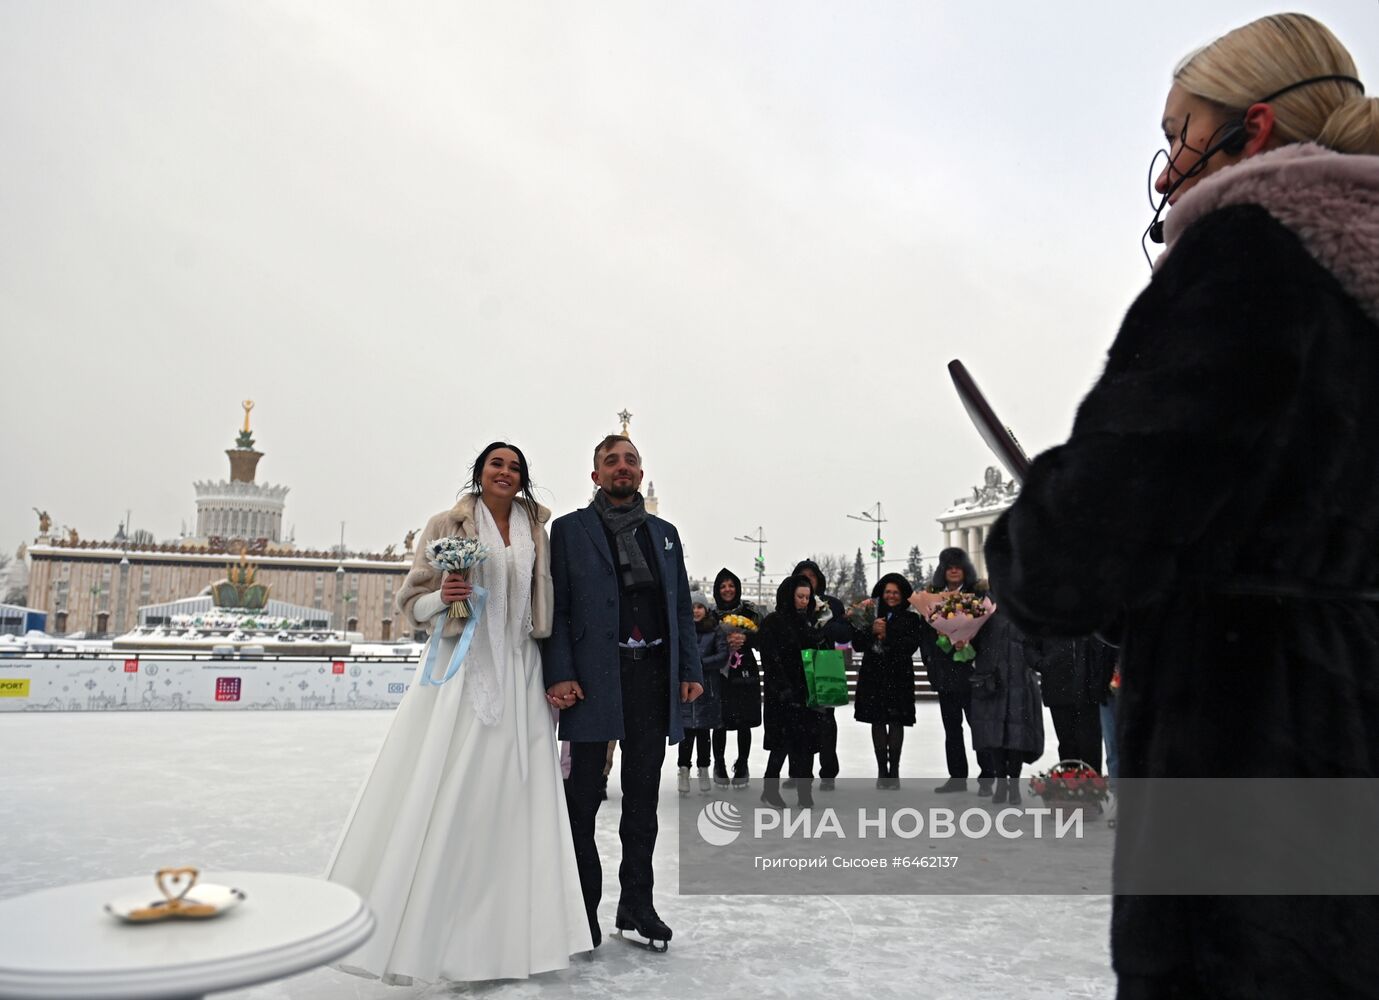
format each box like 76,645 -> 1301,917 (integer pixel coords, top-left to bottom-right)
719,614 -> 759,633
718,613 -> 759,684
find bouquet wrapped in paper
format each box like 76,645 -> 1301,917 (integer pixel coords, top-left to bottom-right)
426,536 -> 491,619
718,613 -> 759,682
926,591 -> 995,663
846,598 -> 884,655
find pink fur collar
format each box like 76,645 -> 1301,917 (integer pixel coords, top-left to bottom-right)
1159,143 -> 1379,324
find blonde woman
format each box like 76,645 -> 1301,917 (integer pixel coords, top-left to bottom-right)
985,13 -> 1379,1000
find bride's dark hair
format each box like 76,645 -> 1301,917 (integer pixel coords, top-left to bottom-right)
466,441 -> 541,510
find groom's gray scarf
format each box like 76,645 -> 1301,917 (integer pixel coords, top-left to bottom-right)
593,491 -> 655,591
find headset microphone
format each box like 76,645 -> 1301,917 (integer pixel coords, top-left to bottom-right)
1139,73 -> 1363,259
1145,120 -> 1247,246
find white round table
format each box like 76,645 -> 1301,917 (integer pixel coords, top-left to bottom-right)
0,871 -> 374,1000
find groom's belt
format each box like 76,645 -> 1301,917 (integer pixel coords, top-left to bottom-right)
618,644 -> 667,661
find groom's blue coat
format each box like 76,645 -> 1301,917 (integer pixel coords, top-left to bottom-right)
544,504 -> 703,743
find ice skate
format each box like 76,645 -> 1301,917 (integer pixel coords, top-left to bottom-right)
697,766 -> 712,792
731,760 -> 750,789
615,901 -> 672,953
677,766 -> 690,796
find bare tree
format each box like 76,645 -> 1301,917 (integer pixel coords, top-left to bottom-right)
807,553 -> 849,600
0,552 -> 21,605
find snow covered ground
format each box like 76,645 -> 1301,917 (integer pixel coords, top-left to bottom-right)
0,704 -> 1115,999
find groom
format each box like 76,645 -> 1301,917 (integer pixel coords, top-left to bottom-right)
545,434 -> 703,951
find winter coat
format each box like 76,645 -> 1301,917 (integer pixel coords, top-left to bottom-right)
543,503 -> 703,744
967,611 -> 1044,760
916,549 -> 987,694
1035,636 -> 1116,708
760,576 -> 829,753
398,494 -> 553,639
792,559 -> 854,646
852,573 -> 923,726
984,144 -> 1379,997
681,619 -> 726,730
713,567 -> 763,730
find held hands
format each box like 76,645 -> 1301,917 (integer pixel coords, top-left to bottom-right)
440,572 -> 473,603
546,680 -> 584,710
872,619 -> 887,639
725,632 -> 746,651
681,682 -> 703,704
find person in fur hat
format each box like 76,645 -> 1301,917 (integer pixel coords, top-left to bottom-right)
984,13 -> 1379,999
758,574 -> 831,808
851,572 -> 923,788
711,567 -> 763,788
791,559 -> 853,789
914,547 -> 997,794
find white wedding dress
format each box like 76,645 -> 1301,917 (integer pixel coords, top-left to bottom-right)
327,504 -> 591,984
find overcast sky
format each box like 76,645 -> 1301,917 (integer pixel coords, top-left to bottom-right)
4,1 -> 1377,590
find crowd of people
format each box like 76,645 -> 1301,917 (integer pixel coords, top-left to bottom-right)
316,9 -> 1379,996
673,546 -> 1120,808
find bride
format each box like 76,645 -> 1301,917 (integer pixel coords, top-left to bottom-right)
327,441 -> 592,983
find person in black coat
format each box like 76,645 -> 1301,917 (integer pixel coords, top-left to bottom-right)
759,574 -> 829,807
915,547 -> 997,794
983,14 -> 1379,999
677,592 -> 726,794
852,573 -> 923,788
1033,636 -> 1113,772
967,604 -> 1044,805
710,568 -> 763,788
793,559 -> 852,789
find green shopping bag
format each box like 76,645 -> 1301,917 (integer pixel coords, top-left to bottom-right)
802,648 -> 849,707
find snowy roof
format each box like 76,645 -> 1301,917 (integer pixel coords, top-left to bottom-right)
26,543 -> 408,569
937,466 -> 1021,520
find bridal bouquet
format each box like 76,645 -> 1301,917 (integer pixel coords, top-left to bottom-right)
426,536 -> 491,619
926,591 -> 994,663
719,613 -> 759,683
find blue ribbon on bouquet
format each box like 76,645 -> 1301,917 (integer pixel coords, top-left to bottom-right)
419,585 -> 490,686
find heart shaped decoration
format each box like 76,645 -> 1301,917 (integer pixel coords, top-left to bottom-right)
155,866 -> 199,904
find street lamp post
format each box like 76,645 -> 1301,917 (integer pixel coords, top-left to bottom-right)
847,503 -> 888,590
733,527 -> 767,604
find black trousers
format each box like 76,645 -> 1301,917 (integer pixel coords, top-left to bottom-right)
566,659 -> 669,926
712,727 -> 752,766
677,727 -> 711,768
1049,703 -> 1103,772
817,707 -> 839,779
764,745 -> 816,780
937,689 -> 995,780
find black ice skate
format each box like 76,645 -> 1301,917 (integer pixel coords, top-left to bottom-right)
614,901 -> 672,953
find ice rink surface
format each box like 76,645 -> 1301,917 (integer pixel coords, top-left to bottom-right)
0,703 -> 1114,999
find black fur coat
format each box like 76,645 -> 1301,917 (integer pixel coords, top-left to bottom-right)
986,145 -> 1379,999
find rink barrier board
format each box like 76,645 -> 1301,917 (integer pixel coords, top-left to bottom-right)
0,652 -> 938,712
0,655 -> 418,712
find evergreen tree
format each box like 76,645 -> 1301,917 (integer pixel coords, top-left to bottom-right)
906,545 -> 926,589
850,548 -> 869,602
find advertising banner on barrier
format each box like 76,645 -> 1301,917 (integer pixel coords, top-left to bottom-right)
0,656 -> 418,712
